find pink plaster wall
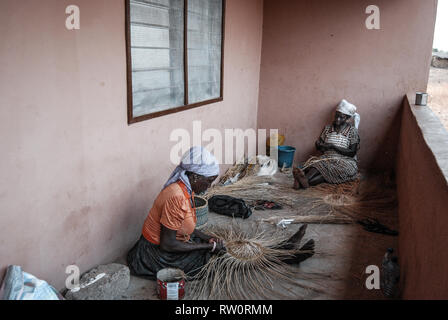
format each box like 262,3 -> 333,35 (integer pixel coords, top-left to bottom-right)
396,96 -> 448,299
258,0 -> 437,170
0,0 -> 263,289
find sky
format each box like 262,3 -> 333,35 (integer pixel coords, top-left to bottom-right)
433,0 -> 448,51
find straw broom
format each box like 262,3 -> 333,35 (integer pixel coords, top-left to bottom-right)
262,214 -> 353,225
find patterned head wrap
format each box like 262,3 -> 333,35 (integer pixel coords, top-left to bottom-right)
337,99 -> 361,129
164,146 -> 220,195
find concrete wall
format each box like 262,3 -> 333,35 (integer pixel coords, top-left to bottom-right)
0,0 -> 264,289
258,0 -> 437,170
396,95 -> 448,299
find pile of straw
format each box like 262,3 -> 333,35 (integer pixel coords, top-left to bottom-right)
186,223 -> 320,300
218,159 -> 260,185
198,167 -> 398,299
303,174 -> 398,226
208,170 -> 397,227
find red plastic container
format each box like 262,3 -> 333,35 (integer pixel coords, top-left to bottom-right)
156,268 -> 186,300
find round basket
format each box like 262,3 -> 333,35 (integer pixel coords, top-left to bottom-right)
194,196 -> 209,230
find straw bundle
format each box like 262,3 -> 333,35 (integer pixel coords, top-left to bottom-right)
262,214 -> 353,226
208,170 -> 397,227
186,223 -> 321,300
302,176 -> 398,225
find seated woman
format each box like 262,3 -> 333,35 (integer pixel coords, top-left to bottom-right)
294,100 -> 361,189
127,146 -> 225,279
128,146 -> 316,279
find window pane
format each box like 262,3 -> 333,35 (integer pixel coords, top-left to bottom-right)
130,0 -> 185,117
187,0 -> 223,104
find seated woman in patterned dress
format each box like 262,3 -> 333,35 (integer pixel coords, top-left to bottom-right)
293,100 -> 361,189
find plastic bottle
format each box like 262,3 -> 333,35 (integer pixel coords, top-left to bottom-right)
381,248 -> 400,298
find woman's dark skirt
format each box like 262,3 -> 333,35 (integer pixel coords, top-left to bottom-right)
127,236 -> 211,280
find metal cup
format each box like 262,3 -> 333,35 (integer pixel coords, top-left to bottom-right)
415,92 -> 428,106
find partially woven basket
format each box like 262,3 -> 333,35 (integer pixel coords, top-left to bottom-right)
194,196 -> 209,230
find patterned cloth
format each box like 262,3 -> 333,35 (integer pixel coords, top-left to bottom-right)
127,235 -> 211,280
164,146 -> 220,195
337,99 -> 361,129
304,124 -> 360,184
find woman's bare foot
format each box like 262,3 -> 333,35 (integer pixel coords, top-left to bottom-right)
278,224 -> 308,250
293,168 -> 301,189
295,239 -> 315,263
293,168 -> 309,189
293,175 -> 300,190
281,238 -> 315,265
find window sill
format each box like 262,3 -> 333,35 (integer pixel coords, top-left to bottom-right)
128,97 -> 223,125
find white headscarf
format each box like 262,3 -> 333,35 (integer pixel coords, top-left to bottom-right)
336,99 -> 361,129
164,146 -> 220,195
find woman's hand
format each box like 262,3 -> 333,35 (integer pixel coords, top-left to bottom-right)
330,143 -> 359,158
210,239 -> 226,254
323,143 -> 335,150
161,226 -> 216,253
316,140 -> 333,152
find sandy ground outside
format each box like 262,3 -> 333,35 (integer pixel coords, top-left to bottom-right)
428,67 -> 448,131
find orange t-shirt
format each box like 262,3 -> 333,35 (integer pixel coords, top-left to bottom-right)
142,181 -> 197,245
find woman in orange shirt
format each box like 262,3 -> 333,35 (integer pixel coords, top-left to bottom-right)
127,147 -> 225,279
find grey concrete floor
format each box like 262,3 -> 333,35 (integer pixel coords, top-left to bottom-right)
118,171 -> 398,300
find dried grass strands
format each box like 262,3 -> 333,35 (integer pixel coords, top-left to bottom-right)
302,178 -> 398,224
208,175 -> 322,210
186,223 -> 324,300
218,160 -> 261,185
207,175 -> 358,222
262,214 -> 353,225
208,172 -> 397,227
302,179 -> 361,198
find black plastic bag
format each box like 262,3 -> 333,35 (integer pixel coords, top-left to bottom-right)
208,195 -> 252,219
